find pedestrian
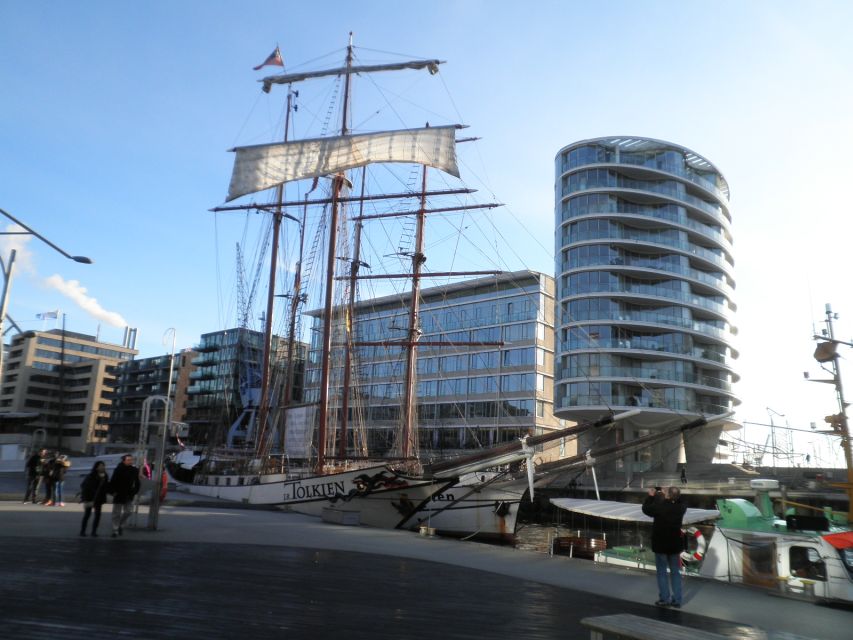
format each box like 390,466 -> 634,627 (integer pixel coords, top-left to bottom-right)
41,453 -> 56,505
79,461 -> 110,536
642,486 -> 687,608
52,454 -> 71,506
23,448 -> 45,503
680,466 -> 687,485
108,454 -> 140,537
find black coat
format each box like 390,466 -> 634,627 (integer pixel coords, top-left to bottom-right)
642,492 -> 686,554
80,471 -> 110,506
109,463 -> 140,504
25,454 -> 41,477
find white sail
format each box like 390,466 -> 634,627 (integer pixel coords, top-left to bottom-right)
227,125 -> 460,202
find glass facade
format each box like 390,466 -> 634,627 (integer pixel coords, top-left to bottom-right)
302,271 -> 560,458
554,137 -> 739,464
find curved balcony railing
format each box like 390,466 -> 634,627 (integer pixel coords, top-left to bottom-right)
559,366 -> 733,392
561,280 -> 730,317
560,309 -> 732,342
561,173 -> 727,222
556,394 -> 732,414
560,204 -> 732,252
561,256 -> 733,297
562,229 -> 732,272
561,339 -> 737,369
558,153 -> 729,205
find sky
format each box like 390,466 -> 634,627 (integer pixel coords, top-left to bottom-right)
2,1 -> 852,467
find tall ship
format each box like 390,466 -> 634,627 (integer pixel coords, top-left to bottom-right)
168,37 -> 734,540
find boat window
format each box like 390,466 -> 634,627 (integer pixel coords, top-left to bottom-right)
790,546 -> 827,581
840,548 -> 853,580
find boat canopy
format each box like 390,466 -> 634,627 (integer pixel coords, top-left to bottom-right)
551,498 -> 720,525
823,531 -> 853,549
227,126 -> 460,201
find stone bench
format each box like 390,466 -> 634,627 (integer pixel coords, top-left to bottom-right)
580,614 -> 819,640
581,614 -> 724,640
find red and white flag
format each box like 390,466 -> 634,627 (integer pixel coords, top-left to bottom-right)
253,46 -> 284,71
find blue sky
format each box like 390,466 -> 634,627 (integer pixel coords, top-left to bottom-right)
2,1 -> 852,466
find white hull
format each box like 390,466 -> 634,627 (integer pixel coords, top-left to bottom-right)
403,476 -> 527,542
169,465 -> 527,540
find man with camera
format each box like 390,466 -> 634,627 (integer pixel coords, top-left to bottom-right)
642,485 -> 686,607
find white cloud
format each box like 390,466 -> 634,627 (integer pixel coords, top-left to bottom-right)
44,275 -> 128,327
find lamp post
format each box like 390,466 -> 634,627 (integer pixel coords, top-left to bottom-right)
0,207 -> 92,377
148,328 -> 176,530
0,208 -> 91,454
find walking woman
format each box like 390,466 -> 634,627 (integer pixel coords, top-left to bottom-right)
80,461 -> 110,536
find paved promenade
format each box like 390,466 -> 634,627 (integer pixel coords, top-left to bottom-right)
2,489 -> 852,640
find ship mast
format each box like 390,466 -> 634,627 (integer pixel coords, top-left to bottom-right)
316,33 -> 354,472
812,303 -> 853,522
255,89 -> 296,458
399,164 -> 429,461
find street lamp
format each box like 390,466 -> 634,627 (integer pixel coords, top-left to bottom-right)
148,328 -> 177,530
0,207 -> 93,447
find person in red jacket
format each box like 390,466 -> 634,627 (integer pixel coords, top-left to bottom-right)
642,486 -> 687,607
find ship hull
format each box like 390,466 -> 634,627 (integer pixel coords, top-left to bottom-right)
168,464 -> 525,540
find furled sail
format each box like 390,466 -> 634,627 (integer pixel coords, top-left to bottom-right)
260,60 -> 443,93
227,125 -> 459,202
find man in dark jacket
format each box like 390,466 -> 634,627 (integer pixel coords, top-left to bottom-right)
109,454 -> 140,537
23,449 -> 45,503
642,486 -> 686,607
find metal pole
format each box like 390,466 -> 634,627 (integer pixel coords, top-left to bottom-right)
0,249 -> 17,379
148,330 -> 176,530
57,313 -> 66,451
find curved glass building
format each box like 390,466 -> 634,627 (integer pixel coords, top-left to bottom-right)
554,137 -> 739,473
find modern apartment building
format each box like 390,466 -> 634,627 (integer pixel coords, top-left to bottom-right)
183,328 -> 306,447
108,349 -> 197,445
0,329 -> 137,453
554,137 -> 739,474
303,270 -> 571,463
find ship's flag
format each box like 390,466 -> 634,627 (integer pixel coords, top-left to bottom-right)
253,46 -> 284,71
36,310 -> 59,320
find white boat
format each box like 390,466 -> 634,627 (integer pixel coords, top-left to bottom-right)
551,478 -> 853,604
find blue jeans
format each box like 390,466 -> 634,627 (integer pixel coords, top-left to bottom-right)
54,480 -> 64,504
654,552 -> 682,604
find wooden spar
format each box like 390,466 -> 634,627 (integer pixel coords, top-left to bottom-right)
536,415 -> 716,475
316,35 -> 354,473
352,341 -> 503,347
255,89 -> 294,458
210,188 -> 475,212
354,203 -> 501,221
399,164 -> 429,461
424,412 -> 620,476
341,270 -> 501,280
339,167 -> 367,459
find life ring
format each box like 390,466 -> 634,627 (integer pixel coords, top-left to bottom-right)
681,526 -> 706,563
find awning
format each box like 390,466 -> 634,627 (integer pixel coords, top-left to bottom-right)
823,531 -> 853,549
550,498 -> 720,525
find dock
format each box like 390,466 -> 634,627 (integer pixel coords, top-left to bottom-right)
1,479 -> 850,639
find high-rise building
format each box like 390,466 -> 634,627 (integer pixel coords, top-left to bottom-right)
108,349 -> 197,445
303,270 -> 570,463
0,329 -> 137,452
183,328 -> 306,447
554,137 -> 739,474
